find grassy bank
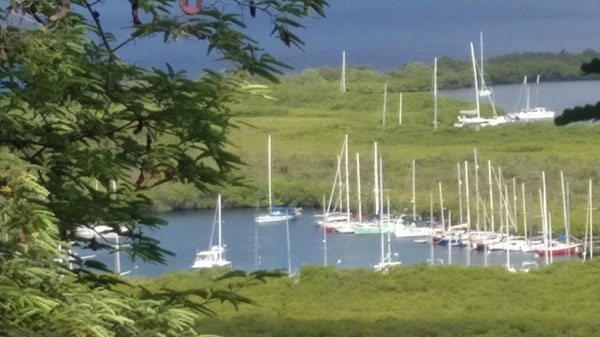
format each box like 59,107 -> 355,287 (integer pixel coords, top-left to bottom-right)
138,262 -> 600,337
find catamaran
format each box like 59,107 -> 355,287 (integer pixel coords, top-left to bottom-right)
255,134 -> 300,223
506,75 -> 555,122
192,194 -> 231,269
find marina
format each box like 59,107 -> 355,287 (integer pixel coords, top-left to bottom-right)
89,207 -> 577,277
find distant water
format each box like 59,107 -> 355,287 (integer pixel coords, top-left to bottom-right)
93,0 -> 600,77
440,80 -> 600,115
88,209 -> 566,277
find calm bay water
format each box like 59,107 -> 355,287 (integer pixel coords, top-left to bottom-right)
440,80 -> 600,115
88,208 -> 566,277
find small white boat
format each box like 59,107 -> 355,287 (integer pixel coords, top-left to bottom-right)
255,206 -> 299,223
373,260 -> 402,272
192,195 -> 231,269
488,236 -> 530,252
506,76 -> 555,122
255,134 -> 299,223
192,245 -> 231,269
454,39 -> 506,128
76,224 -> 128,241
394,224 -> 432,238
507,107 -> 555,122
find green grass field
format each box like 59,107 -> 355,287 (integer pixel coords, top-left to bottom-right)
138,261 -> 600,337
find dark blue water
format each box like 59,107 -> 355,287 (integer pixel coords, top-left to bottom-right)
88,208 -> 560,277
93,0 -> 600,77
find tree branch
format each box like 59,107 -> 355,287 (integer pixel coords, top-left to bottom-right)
81,0 -> 115,59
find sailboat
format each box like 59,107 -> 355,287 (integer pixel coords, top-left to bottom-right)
352,143 -> 395,234
192,194 -> 231,269
255,134 -> 300,223
318,136 -> 356,234
455,36 -> 507,128
394,159 -> 432,238
506,75 -> 555,122
374,198 -> 402,271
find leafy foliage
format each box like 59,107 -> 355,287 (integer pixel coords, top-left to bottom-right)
165,263 -> 600,337
0,0 -> 326,336
556,56 -> 600,125
0,0 -> 327,266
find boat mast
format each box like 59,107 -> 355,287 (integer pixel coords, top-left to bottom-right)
464,161 -> 471,267
488,160 -> 495,232
374,142 -> 379,216
560,171 -> 569,258
439,182 -> 445,230
474,149 -> 480,231
379,156 -> 385,265
512,177 -> 518,232
522,182 -> 528,243
218,194 -> 223,261
356,153 -> 362,223
457,163 -> 464,224
514,76 -> 527,113
382,84 -> 387,126
412,159 -> 416,221
567,181 -> 571,259
323,195 -> 327,267
387,196 -> 391,263
525,85 -> 530,112
590,179 -> 594,260
470,42 -> 481,118
399,93 -> 403,125
340,50 -> 346,92
430,191 -> 434,266
548,211 -> 553,265
465,161 -> 471,228
380,156 -> 384,223
542,171 -> 550,265
326,154 -> 342,216
479,31 -> 484,92
534,74 -> 540,108
344,135 -> 350,223
538,188 -> 548,265
505,184 -> 511,271
448,209 -> 452,265
497,167 -> 504,233
433,57 -> 438,130
337,154 -> 343,212
268,134 -> 272,212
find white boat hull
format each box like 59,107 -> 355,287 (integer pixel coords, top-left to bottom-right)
255,214 -> 296,223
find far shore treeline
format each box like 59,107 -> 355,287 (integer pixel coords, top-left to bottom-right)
295,49 -> 600,93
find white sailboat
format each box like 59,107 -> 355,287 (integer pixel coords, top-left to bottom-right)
192,194 -> 231,269
506,75 -> 555,122
319,136 -> 356,233
455,38 -> 507,128
255,134 -> 300,223
374,197 -> 401,270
